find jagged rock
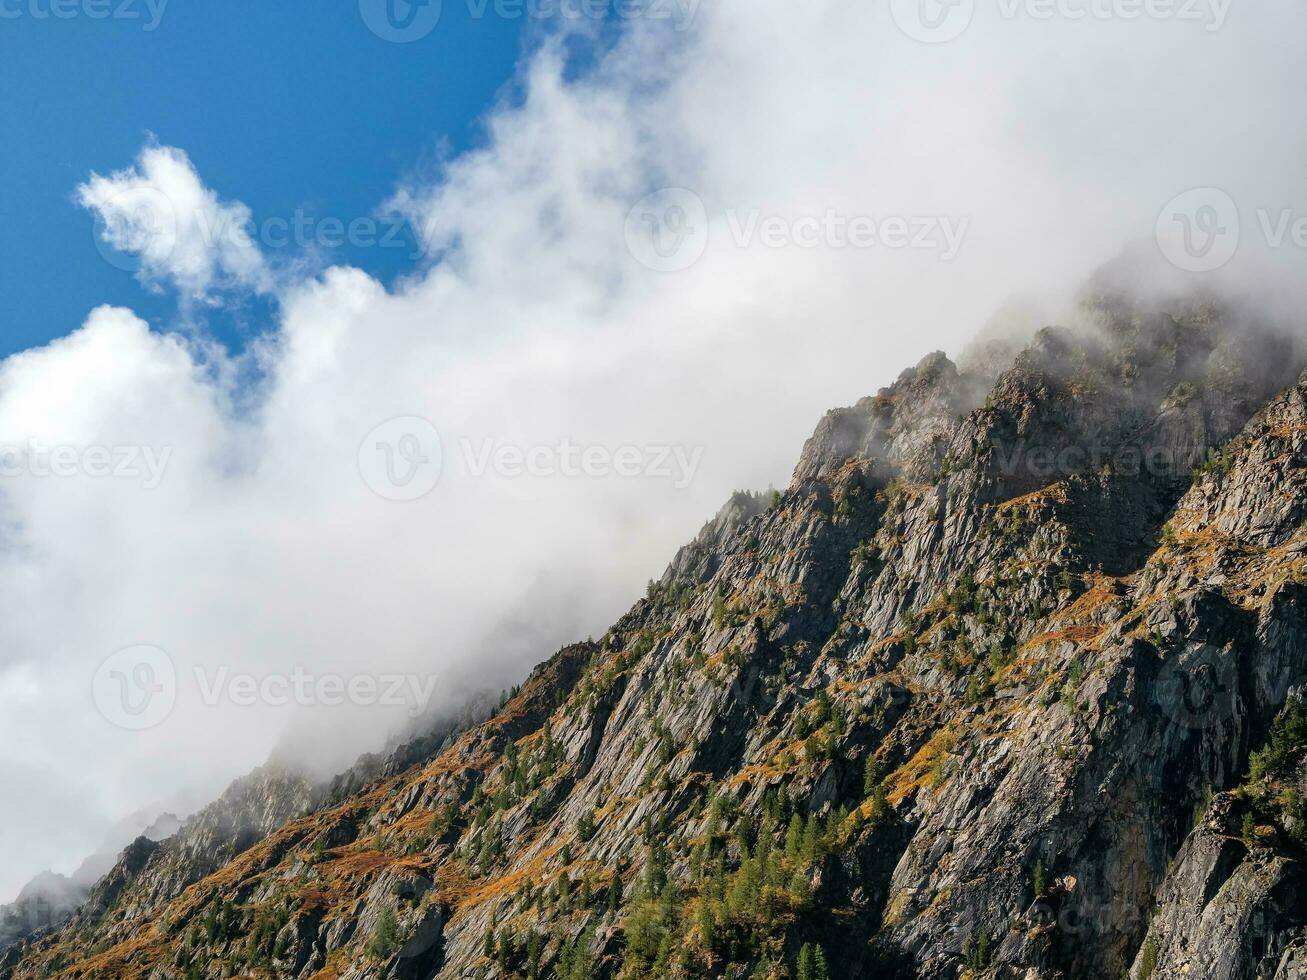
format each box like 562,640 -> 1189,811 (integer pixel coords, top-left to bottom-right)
1129,796 -> 1305,979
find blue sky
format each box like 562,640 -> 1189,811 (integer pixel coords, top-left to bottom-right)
0,0 -> 534,357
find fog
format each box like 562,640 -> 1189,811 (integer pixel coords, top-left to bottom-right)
2,0 -> 1307,901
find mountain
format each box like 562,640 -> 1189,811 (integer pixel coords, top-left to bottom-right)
0,801 -> 187,952
65,812 -> 186,893
0,873 -> 87,956
4,266 -> 1307,979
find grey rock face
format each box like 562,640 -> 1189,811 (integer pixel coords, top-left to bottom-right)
1129,796 -> 1305,980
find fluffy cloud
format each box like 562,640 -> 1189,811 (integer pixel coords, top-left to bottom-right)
78,145 -> 270,301
3,1 -> 1307,901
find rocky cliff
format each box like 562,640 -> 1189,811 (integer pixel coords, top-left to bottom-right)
4,269 -> 1306,979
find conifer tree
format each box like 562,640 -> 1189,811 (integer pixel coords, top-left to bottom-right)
367,908 -> 400,961
785,813 -> 804,859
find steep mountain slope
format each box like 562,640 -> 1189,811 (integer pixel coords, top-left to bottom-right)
4,275 -> 1306,980
0,812 -> 182,955
0,766 -> 320,977
0,873 -> 88,955
0,697 -> 502,973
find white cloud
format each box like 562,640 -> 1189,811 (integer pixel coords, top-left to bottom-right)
4,1 -> 1307,901
78,144 -> 270,302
